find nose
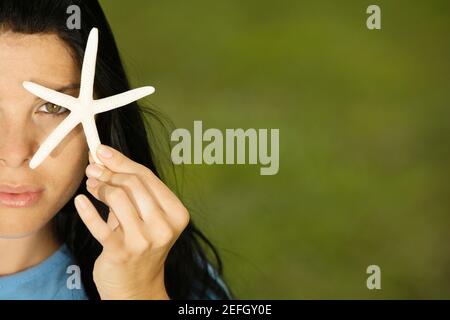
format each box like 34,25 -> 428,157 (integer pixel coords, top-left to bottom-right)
0,121 -> 37,168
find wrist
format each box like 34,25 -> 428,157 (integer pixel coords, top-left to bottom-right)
99,282 -> 170,300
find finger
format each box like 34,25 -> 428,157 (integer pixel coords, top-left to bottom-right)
96,145 -> 189,229
86,178 -> 174,249
74,194 -> 112,244
107,209 -> 120,230
86,163 -> 163,222
86,178 -> 142,235
95,145 -> 142,174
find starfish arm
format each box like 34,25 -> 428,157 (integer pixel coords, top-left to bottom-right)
23,81 -> 78,111
93,86 -> 155,114
82,117 -> 103,165
29,115 -> 80,169
79,28 -> 99,101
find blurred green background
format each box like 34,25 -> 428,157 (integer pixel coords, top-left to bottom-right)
100,0 -> 450,298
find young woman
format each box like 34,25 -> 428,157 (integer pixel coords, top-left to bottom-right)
0,0 -> 231,300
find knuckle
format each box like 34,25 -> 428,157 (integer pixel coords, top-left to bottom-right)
127,232 -> 151,255
125,174 -> 141,187
134,239 -> 151,254
106,186 -> 126,203
114,154 -> 126,167
155,224 -> 175,245
101,169 -> 114,182
178,206 -> 190,229
137,163 -> 150,174
171,204 -> 190,229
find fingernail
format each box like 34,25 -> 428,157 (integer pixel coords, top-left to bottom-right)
86,164 -> 102,178
86,178 -> 99,188
75,196 -> 88,210
98,145 -> 113,158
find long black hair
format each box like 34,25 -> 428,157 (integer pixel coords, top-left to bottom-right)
0,0 -> 231,300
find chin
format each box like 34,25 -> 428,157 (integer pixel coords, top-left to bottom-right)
0,208 -> 54,239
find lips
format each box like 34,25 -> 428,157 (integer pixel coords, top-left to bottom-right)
0,184 -> 45,208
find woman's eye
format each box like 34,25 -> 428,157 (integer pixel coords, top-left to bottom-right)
38,103 -> 69,116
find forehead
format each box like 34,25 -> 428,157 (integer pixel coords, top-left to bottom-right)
0,32 -> 79,93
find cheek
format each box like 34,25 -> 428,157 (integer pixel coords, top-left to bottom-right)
40,124 -> 88,202
0,126 -> 88,238
53,124 -> 88,166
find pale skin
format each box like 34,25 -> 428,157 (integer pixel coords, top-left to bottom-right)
0,31 -> 189,299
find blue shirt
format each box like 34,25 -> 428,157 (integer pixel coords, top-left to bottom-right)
0,244 -> 88,300
0,244 -> 230,300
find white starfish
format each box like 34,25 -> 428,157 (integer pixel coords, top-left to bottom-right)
23,27 -> 155,169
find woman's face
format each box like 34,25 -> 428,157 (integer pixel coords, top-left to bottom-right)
0,31 -> 88,238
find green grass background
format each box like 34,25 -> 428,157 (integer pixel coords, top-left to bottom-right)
99,0 -> 450,298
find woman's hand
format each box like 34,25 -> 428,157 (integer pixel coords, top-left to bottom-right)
73,144 -> 190,300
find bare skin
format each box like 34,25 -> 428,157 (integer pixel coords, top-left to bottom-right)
0,31 -> 190,299
0,32 -> 87,275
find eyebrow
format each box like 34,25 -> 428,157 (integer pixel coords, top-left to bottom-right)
54,83 -> 80,92
31,83 -> 80,103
